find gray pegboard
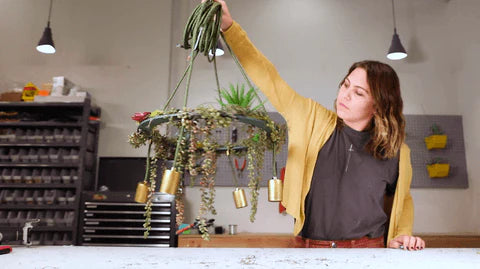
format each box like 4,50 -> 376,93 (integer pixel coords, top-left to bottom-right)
184,112 -> 287,187
405,115 -> 468,188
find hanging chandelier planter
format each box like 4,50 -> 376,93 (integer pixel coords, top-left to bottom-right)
128,0 -> 286,240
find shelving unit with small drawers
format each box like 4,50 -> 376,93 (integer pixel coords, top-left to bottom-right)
0,99 -> 100,245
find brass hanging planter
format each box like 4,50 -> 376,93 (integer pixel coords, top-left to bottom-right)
268,177 -> 283,202
233,188 -> 247,208
159,168 -> 181,195
134,181 -> 150,203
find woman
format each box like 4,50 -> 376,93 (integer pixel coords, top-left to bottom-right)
210,0 -> 425,250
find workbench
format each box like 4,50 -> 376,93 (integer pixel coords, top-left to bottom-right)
2,246 -> 479,268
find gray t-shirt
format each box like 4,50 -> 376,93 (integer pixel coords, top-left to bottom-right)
300,124 -> 399,240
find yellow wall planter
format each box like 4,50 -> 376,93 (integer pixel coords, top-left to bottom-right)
427,163 -> 450,178
424,135 -> 447,150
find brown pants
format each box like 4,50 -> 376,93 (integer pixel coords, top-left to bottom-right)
295,236 -> 385,248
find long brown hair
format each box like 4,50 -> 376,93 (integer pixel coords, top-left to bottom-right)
338,60 -> 405,159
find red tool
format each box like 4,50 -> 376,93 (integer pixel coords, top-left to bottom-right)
0,246 -> 12,255
234,158 -> 246,178
176,218 -> 215,235
176,222 -> 197,235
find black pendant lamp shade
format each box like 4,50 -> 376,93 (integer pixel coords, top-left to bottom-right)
215,40 -> 224,56
209,40 -> 224,57
387,29 -> 407,60
36,0 -> 56,54
37,22 -> 55,54
387,0 -> 407,60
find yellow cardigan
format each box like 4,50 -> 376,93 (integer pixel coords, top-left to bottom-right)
223,21 -> 414,245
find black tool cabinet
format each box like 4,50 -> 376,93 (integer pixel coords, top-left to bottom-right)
79,191 -> 177,247
0,99 -> 100,245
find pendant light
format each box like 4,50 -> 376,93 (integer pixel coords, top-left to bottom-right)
387,0 -> 407,60
208,40 -> 224,57
36,0 -> 56,54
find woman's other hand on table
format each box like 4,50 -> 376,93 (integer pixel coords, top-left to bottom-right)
388,235 -> 425,251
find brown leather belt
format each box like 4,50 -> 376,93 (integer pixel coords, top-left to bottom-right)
295,236 -> 384,248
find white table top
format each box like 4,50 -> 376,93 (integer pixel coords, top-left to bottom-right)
2,246 -> 479,269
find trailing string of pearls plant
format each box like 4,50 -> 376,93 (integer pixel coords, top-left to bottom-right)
128,0 -> 286,240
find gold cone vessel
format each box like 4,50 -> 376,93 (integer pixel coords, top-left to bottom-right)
268,177 -> 283,202
134,181 -> 150,203
159,168 -> 180,195
233,188 -> 247,208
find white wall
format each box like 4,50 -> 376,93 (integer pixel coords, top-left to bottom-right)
1,0 -> 478,235
447,0 -> 480,234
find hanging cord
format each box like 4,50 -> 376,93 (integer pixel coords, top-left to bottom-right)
173,49 -> 199,169
183,0 -> 224,104
46,0 -> 53,27
272,143 -> 277,178
221,34 -> 266,112
165,0 -> 267,112
163,64 -> 190,110
213,55 -> 222,104
164,0 -> 222,109
227,154 -> 239,188
391,0 -> 397,33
